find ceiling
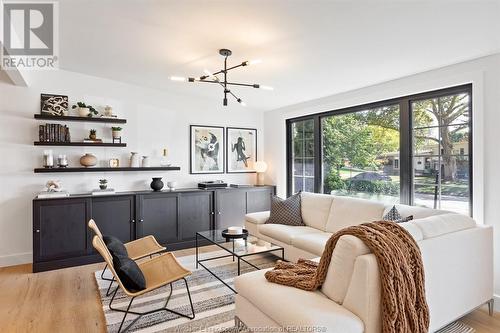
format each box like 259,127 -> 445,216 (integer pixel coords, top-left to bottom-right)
58,0 -> 500,111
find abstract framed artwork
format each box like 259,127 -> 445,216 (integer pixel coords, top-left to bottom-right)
226,127 -> 257,173
40,93 -> 69,116
190,125 -> 225,174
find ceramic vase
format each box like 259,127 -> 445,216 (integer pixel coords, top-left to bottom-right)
112,130 -> 121,139
167,181 -> 177,191
142,156 -> 150,167
130,152 -> 140,167
150,177 -> 164,191
80,153 -> 97,167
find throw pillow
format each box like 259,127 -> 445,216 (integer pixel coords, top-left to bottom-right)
265,192 -> 305,226
112,254 -> 147,292
383,205 -> 413,223
103,235 -> 128,257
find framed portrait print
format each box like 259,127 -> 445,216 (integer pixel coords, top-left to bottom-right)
190,125 -> 225,174
226,127 -> 257,173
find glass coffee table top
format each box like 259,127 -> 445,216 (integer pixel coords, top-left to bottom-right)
196,229 -> 283,257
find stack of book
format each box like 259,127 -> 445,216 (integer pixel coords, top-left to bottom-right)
91,188 -> 116,196
83,139 -> 103,143
39,124 -> 70,142
37,191 -> 70,199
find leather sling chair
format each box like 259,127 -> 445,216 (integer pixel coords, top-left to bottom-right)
92,235 -> 195,332
88,219 -> 166,296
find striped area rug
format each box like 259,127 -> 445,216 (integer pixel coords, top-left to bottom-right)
95,251 -> 475,333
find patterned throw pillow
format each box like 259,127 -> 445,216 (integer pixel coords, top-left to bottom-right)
383,205 -> 413,223
265,192 -> 305,226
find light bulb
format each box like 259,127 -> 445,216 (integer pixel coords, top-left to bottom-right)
249,59 -> 262,65
170,76 -> 186,82
203,69 -> 213,76
260,85 -> 274,91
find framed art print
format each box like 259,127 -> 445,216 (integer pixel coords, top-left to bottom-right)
40,93 -> 69,116
190,125 -> 225,174
226,127 -> 257,173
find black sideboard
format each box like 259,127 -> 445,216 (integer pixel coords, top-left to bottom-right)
32,185 -> 275,272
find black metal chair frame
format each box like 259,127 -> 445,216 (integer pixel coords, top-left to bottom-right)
109,277 -> 195,333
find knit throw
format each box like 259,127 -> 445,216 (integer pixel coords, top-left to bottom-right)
264,221 -> 430,333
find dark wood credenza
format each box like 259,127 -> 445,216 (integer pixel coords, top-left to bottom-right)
32,186 -> 275,272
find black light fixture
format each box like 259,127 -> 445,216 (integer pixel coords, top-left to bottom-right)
170,49 -> 273,106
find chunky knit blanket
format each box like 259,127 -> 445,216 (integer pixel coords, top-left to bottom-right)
264,221 -> 429,333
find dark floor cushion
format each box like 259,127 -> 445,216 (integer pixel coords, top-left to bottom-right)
112,254 -> 146,292
103,235 -> 128,257
265,192 -> 305,226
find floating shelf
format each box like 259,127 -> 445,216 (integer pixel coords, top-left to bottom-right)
34,114 -> 127,124
34,141 -> 127,147
34,167 -> 181,173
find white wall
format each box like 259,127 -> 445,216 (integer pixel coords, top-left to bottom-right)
263,53 -> 500,304
0,69 -> 264,267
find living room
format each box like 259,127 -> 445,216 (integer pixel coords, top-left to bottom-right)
0,1 -> 499,332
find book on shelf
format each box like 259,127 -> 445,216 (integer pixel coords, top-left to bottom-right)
38,123 -> 70,143
82,139 -> 103,143
91,188 -> 116,196
37,191 -> 70,199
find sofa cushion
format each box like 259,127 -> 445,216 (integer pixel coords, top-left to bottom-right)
300,192 -> 334,231
382,204 -> 450,220
235,269 -> 364,333
325,196 -> 386,233
411,213 -> 476,239
245,211 -> 270,224
266,193 -> 305,226
398,221 -> 424,241
292,232 -> 333,256
258,224 -> 322,245
321,235 -> 371,303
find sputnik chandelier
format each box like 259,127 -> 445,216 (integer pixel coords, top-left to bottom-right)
170,49 -> 273,106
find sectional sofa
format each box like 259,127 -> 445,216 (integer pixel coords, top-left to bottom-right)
235,192 -> 493,332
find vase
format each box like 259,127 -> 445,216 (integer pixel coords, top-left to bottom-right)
78,107 -> 90,117
99,184 -> 107,190
142,156 -> 150,167
150,177 -> 164,191
130,152 -> 140,167
112,130 -> 121,139
167,181 -> 177,191
80,153 -> 97,167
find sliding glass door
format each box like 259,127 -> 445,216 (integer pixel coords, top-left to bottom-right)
286,84 -> 473,215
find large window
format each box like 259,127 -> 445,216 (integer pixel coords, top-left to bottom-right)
286,85 -> 472,215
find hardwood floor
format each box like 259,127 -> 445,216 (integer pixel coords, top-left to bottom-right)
0,245 -> 498,333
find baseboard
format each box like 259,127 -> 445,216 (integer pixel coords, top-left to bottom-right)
0,252 -> 32,268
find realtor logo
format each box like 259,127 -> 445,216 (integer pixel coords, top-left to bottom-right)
1,1 -> 59,70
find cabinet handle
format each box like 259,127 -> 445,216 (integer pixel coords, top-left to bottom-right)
139,219 -> 144,222
211,212 -> 215,215
217,211 -> 221,215
35,229 -> 40,233
131,219 -> 136,223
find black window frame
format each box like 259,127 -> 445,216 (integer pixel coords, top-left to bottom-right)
286,84 -> 473,216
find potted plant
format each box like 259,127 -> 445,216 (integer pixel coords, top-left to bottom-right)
111,126 -> 122,139
89,129 -> 97,140
99,179 -> 107,190
72,102 -> 98,117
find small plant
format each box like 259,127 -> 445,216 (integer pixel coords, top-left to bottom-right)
72,102 -> 98,117
89,129 -> 97,140
111,127 -> 122,131
99,179 -> 108,190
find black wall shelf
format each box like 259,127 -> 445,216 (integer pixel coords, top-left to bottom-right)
34,166 -> 181,173
34,114 -> 127,124
34,141 -> 127,147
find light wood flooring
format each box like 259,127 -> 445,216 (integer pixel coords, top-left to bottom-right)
0,245 -> 498,333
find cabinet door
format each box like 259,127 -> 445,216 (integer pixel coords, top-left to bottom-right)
215,189 -> 247,229
91,195 -> 134,243
33,198 -> 91,262
179,191 -> 213,241
137,193 -> 178,245
246,188 -> 273,213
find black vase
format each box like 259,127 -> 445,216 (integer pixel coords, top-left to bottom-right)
150,177 -> 164,191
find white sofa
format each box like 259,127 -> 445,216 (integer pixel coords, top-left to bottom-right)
235,192 -> 493,333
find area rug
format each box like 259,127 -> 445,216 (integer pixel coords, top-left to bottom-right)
95,251 -> 475,333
